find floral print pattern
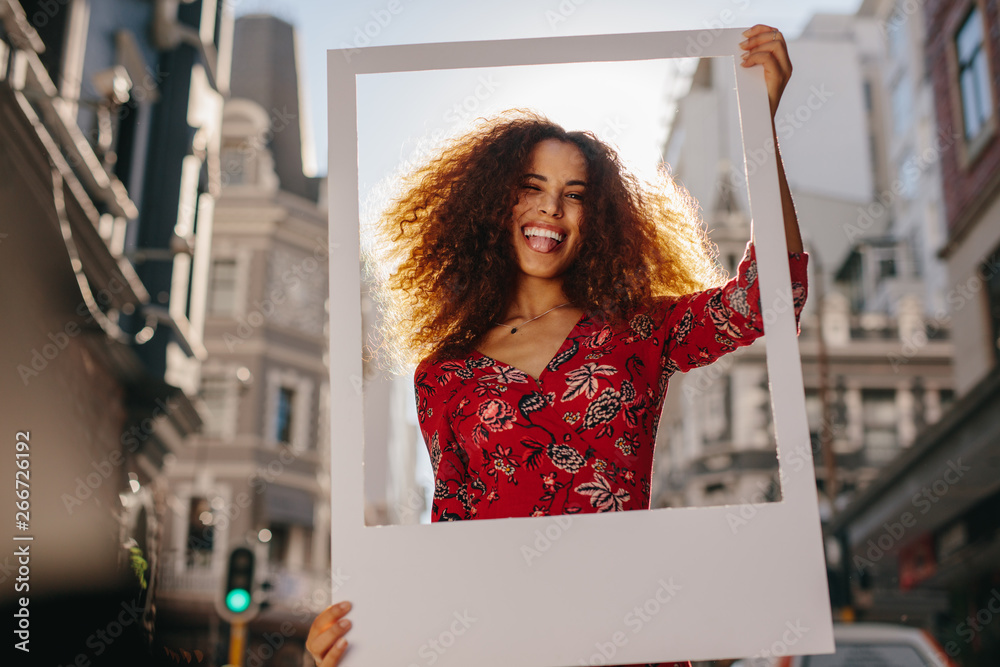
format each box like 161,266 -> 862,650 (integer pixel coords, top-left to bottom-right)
415,243 -> 808,526
477,399 -> 516,431
575,473 -> 631,512
546,442 -> 586,474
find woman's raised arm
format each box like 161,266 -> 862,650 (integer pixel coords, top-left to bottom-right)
740,24 -> 803,254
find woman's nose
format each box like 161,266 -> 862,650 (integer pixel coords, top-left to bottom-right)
538,193 -> 561,217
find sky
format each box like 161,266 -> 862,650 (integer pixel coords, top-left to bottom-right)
233,0 -> 865,191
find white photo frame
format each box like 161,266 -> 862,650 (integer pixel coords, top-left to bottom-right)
327,29 -> 833,666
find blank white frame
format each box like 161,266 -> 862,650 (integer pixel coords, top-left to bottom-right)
327,29 -> 833,666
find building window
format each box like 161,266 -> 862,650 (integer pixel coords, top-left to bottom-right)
888,12 -> 906,58
871,245 -> 901,286
276,386 -> 295,444
207,258 -> 238,315
897,150 -> 920,200
704,482 -> 726,496
267,372 -> 313,449
697,374 -> 730,446
805,387 -> 848,453
267,523 -> 290,565
199,374 -> 232,437
939,389 -> 956,414
221,146 -> 253,187
113,98 -> 140,192
20,0 -> 70,87
956,7 -> 993,141
986,252 -> 1000,362
891,77 -> 913,137
301,527 -> 314,569
805,389 -> 822,449
862,389 -> 899,465
879,256 -> 897,279
910,229 -> 925,278
186,496 -> 214,568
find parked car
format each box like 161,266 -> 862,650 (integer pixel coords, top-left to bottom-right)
730,622 -> 956,666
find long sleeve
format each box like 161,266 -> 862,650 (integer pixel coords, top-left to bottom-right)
658,242 -> 808,374
414,361 -> 473,521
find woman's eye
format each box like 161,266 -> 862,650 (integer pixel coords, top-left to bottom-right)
566,192 -> 583,201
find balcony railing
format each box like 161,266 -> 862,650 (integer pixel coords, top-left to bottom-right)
159,564 -> 221,596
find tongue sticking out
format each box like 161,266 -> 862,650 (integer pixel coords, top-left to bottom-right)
526,235 -> 560,253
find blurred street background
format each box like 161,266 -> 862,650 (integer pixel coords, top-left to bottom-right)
1,0 -> 998,665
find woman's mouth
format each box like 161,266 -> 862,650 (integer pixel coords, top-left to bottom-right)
523,226 -> 566,254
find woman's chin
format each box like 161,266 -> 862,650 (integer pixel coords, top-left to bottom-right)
515,260 -> 573,282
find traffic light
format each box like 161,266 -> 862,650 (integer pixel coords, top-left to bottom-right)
218,546 -> 260,622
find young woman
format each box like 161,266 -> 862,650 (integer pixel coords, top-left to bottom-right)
308,24 -> 805,667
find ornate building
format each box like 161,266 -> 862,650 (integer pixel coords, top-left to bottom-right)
0,1 -> 230,663
155,14 -> 332,665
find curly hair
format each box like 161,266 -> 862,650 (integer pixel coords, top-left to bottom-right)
366,110 -> 727,371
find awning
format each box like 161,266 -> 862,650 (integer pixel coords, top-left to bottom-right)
829,370 -> 1000,566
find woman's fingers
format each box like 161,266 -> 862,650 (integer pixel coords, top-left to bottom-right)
739,25 -> 793,115
741,25 -> 784,46
306,602 -> 352,666
312,601 -> 351,629
319,631 -> 350,667
741,23 -> 786,52
742,46 -> 790,76
308,623 -> 351,666
740,36 -> 792,76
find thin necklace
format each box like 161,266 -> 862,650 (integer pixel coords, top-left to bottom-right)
494,302 -> 571,334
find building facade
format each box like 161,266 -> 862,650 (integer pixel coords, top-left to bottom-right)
0,0 -> 230,663
856,0 -> 952,316
831,1 -> 1000,663
654,14 -> 954,521
155,14 -> 336,665
652,305 -> 954,518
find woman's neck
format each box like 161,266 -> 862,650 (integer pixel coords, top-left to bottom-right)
503,275 -> 571,320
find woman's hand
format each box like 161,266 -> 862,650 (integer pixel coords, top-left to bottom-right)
305,602 -> 352,666
739,24 -> 793,118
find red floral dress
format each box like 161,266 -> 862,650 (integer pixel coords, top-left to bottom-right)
414,243 -> 808,667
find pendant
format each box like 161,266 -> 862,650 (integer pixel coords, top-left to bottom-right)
510,327 -> 518,334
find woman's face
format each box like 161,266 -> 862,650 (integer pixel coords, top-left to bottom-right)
510,138 -> 588,281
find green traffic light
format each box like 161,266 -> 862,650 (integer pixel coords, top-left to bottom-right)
226,588 -> 251,613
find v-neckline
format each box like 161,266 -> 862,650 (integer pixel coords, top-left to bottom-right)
473,312 -> 588,384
